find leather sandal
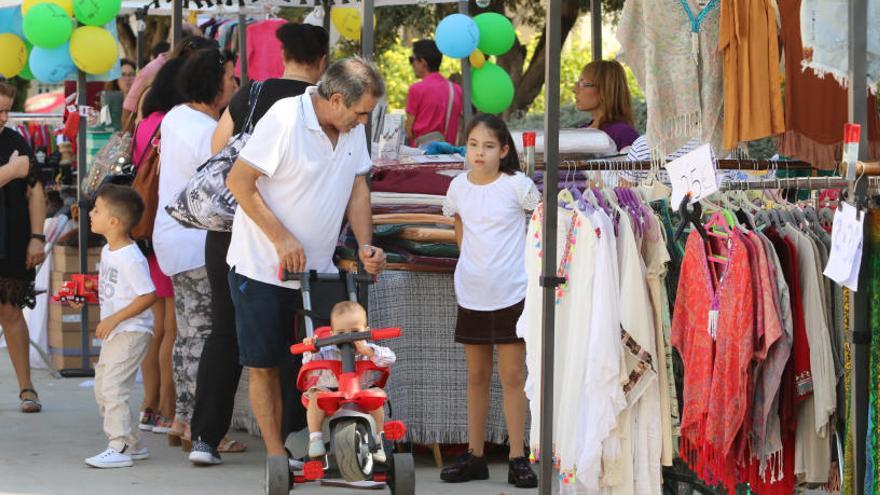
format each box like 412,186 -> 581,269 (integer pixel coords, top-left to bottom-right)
19,388 -> 41,413
218,437 -> 247,453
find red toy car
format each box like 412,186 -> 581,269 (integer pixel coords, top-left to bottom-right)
51,274 -> 98,304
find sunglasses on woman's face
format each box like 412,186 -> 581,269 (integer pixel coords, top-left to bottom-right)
575,80 -> 597,89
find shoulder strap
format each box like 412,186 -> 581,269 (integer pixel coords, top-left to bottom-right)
242,81 -> 264,134
443,80 -> 454,137
136,124 -> 162,166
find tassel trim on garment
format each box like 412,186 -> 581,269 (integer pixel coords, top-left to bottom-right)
801,59 -> 880,95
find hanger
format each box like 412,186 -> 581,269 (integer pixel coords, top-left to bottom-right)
674,193 -> 708,242
558,160 -> 576,206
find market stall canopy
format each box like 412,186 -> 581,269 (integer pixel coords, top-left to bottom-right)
113,0 -> 456,15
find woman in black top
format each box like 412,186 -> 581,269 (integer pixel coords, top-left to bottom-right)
188,22 -> 329,464
0,79 -> 47,413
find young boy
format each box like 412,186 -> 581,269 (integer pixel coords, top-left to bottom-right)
80,185 -> 157,468
302,301 -> 396,463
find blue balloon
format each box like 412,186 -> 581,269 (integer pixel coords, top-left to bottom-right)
435,14 -> 479,59
10,7 -> 23,38
0,8 -> 13,34
30,43 -> 75,84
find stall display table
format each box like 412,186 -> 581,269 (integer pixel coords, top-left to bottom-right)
231,270 -> 513,452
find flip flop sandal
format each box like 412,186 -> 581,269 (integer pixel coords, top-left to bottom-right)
218,438 -> 247,453
19,388 -> 41,413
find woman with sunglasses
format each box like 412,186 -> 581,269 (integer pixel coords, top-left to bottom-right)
573,60 -> 640,152
0,78 -> 47,413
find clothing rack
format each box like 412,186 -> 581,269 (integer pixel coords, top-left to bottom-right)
7,113 -> 64,122
536,158 -> 813,171
721,176 -> 851,191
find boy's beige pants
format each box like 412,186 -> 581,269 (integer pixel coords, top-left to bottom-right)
95,331 -> 151,453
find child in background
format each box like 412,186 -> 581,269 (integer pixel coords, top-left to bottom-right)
440,114 -> 540,488
79,185 -> 157,468
301,301 -> 395,463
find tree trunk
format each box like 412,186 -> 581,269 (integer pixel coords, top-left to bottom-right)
507,0 -> 580,113
115,15 -> 170,63
117,17 -> 136,61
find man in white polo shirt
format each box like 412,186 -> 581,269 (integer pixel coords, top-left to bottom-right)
226,57 -> 387,460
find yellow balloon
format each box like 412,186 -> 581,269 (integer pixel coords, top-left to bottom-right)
23,0 -> 74,16
69,26 -> 117,75
331,8 -> 362,41
0,34 -> 28,78
469,49 -> 485,69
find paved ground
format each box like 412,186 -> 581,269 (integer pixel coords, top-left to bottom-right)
0,349 -> 546,495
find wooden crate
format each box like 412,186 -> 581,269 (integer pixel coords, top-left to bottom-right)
49,302 -> 100,326
50,353 -> 98,370
48,328 -> 98,349
52,245 -> 101,273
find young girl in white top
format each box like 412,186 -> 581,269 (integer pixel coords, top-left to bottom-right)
440,114 -> 540,488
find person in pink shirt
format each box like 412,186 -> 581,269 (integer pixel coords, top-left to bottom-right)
405,39 -> 463,146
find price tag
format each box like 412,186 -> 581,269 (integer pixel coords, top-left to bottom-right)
823,202 -> 864,291
78,105 -> 91,117
665,144 -> 718,207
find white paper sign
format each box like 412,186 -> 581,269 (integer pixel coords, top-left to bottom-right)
665,144 -> 718,207
824,202 -> 865,291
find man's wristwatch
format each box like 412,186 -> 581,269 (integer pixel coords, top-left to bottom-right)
31,234 -> 46,242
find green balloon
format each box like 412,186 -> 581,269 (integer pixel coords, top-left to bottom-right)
19,40 -> 34,80
471,62 -> 514,114
474,12 -> 516,56
74,0 -> 121,27
23,3 -> 72,49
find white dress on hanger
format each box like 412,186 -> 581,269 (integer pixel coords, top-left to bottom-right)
608,209 -> 662,495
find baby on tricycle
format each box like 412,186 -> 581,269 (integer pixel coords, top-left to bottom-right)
301,300 -> 396,464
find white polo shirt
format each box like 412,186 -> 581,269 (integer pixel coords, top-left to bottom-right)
227,87 -> 372,289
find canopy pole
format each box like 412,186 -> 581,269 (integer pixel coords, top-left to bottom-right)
459,0 -> 472,133
135,9 -> 147,69
539,0 -> 562,493
238,12 -> 248,84
591,0 -> 602,61
60,69 -> 94,378
848,0 -> 869,493
323,0 -> 331,34
171,0 -> 183,48
361,0 -> 374,154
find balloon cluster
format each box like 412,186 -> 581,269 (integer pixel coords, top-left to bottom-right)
0,0 -> 120,83
434,12 -> 516,114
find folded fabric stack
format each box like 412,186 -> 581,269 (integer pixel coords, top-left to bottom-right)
336,164 -> 464,272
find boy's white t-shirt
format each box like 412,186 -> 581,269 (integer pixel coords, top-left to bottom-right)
443,171 -> 540,311
98,243 -> 156,342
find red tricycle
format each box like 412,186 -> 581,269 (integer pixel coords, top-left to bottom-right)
51,274 -> 99,304
265,270 -> 415,495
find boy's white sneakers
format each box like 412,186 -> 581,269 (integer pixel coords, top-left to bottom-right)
130,447 -> 150,460
85,448 -> 133,468
85,446 -> 149,468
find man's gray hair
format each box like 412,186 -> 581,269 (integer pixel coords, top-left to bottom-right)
316,57 -> 386,107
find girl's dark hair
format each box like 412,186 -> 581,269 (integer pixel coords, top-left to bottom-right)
142,57 -> 187,116
276,23 -> 328,66
177,47 -> 230,105
465,113 -> 520,175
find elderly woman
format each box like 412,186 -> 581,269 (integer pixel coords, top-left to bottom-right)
574,60 -> 640,152
0,78 -> 47,413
